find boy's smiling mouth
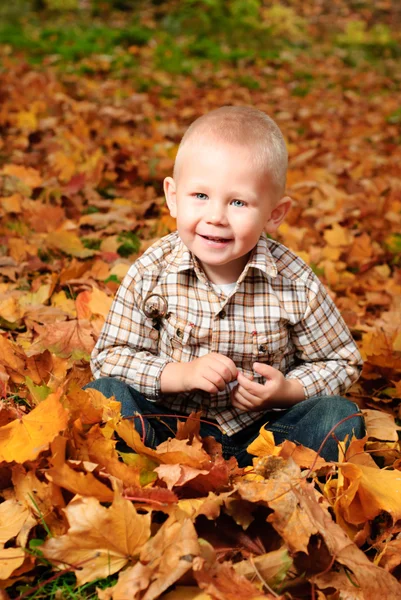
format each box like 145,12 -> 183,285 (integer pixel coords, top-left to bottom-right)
199,234 -> 232,242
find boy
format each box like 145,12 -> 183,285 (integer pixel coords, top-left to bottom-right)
88,106 -> 364,466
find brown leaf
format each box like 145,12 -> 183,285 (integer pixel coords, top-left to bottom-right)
42,493 -> 151,585
26,320 -> 96,360
115,419 -> 211,468
194,560 -> 278,600
296,482 -> 401,599
98,517 -> 200,600
237,457 -> 318,553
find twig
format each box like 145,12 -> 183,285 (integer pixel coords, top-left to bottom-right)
249,555 -> 280,598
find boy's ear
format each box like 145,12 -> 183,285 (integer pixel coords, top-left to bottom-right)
164,177 -> 177,218
265,196 -> 292,234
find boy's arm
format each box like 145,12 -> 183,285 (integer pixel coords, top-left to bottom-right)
91,265 -> 170,401
285,271 -> 363,399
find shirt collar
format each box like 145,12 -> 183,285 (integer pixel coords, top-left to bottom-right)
165,233 -> 278,282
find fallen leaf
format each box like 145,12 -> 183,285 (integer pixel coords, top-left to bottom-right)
0,392 -> 69,463
26,320 -> 96,360
42,493 -> 151,585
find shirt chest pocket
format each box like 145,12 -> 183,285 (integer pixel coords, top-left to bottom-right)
159,314 -> 194,362
252,328 -> 288,367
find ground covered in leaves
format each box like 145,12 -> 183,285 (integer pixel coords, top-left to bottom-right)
0,2 -> 401,598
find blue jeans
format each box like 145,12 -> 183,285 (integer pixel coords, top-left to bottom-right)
85,377 -> 365,467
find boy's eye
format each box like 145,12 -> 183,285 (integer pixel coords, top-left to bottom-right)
195,193 -> 208,200
232,199 -> 245,207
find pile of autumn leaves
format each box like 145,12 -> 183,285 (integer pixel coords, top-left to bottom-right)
0,346 -> 401,599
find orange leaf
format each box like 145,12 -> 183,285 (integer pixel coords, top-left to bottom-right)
0,392 -> 69,463
1,164 -> 42,188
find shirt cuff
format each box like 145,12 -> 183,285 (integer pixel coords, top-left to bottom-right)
134,356 -> 171,401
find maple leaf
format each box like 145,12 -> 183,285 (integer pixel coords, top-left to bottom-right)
46,436 -> 114,503
297,482 -> 401,598
101,516 -> 201,600
26,319 -> 96,360
363,408 -> 401,441
236,457 -> 318,554
0,548 -> 27,580
0,392 -> 69,463
115,419 -> 211,468
75,287 -> 113,321
12,464 -> 66,537
234,548 -> 293,589
42,493 -> 151,585
335,462 -> 401,525
76,424 -> 143,488
194,560 -> 278,600
0,499 -> 33,546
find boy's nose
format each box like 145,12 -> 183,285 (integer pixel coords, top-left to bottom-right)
205,201 -> 227,225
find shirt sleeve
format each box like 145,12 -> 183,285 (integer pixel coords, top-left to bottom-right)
285,272 -> 363,398
90,264 -> 170,400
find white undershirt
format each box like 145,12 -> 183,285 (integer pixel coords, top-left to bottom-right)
211,282 -> 237,296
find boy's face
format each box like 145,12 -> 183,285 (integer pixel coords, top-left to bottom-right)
164,140 -> 291,284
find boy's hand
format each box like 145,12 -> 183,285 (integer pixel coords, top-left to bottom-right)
183,352 -> 238,394
160,353 -> 237,394
231,363 -> 304,411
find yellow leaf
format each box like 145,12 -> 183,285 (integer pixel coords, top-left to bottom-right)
247,426 -> 277,457
337,463 -> 401,525
323,224 -> 352,247
42,493 -> 151,585
16,110 -> 38,132
51,291 -> 77,318
47,231 -> 96,258
109,262 -> 130,280
18,283 -> 52,308
0,392 -> 69,463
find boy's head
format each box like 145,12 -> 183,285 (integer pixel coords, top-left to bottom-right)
164,106 -> 291,284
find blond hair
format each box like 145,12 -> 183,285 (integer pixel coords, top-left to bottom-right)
173,106 -> 288,197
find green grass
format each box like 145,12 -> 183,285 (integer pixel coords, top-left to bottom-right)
14,571 -> 118,599
1,5 -> 399,77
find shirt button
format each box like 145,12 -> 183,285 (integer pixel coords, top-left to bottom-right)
219,310 -> 226,319
258,344 -> 267,353
176,328 -> 183,338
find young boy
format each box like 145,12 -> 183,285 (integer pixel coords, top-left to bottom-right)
88,106 -> 364,466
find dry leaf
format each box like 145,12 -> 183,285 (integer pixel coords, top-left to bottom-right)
0,392 -> 69,463
42,493 -> 151,585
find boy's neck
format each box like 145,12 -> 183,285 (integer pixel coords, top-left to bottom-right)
196,252 -> 253,285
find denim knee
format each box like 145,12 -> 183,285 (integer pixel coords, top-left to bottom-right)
312,396 -> 365,439
84,376 -> 128,397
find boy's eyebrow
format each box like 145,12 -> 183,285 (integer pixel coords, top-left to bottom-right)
189,182 -> 258,201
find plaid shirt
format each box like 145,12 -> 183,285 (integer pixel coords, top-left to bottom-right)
91,231 -> 362,435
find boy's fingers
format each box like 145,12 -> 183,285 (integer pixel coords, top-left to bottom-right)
235,385 -> 260,404
231,396 -> 253,411
231,387 -> 257,410
213,355 -> 237,381
237,371 -> 265,394
253,363 -> 279,378
212,354 -> 237,383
